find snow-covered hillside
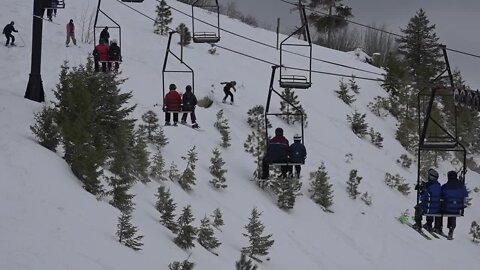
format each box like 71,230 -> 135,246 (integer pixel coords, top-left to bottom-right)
1,1 -> 479,269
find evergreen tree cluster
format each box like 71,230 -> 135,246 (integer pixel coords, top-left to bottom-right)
168,259 -> 195,270
308,162 -> 334,211
30,106 -> 60,152
384,173 -> 410,195
346,169 -> 362,199
470,221 -> 480,243
346,110 -> 368,138
335,78 -> 356,105
396,154 -> 412,169
367,96 -> 389,118
368,127 -> 384,148
244,106 -> 268,178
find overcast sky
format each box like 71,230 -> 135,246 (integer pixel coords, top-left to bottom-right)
226,0 -> 480,88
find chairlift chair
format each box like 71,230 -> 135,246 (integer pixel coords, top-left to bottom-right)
121,0 -> 144,2
43,0 -> 65,9
191,0 -> 220,43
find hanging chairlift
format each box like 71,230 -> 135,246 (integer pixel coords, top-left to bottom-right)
43,0 -> 65,9
279,3 -> 312,89
264,65 -> 305,167
161,31 -> 195,113
94,0 -> 122,69
191,0 -> 220,44
417,46 -> 467,218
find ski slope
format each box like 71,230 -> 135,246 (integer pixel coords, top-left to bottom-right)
0,0 -> 479,269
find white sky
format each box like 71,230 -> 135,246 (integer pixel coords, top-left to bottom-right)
1,0 -> 479,269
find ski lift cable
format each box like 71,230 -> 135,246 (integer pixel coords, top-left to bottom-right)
113,0 -> 382,82
277,0 -> 480,59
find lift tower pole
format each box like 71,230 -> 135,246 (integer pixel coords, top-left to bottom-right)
25,0 -> 46,102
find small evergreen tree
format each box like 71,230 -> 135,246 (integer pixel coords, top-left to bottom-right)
367,96 -> 389,118
108,176 -> 135,213
469,221 -> 480,243
368,127 -> 384,148
346,110 -> 368,138
244,106 -> 268,178
150,149 -> 167,181
155,186 -> 177,232
30,105 -> 60,151
208,44 -> 217,55
279,88 -> 305,125
139,110 -> 160,141
395,118 -> 418,152
348,76 -> 360,94
154,0 -> 173,35
346,169 -> 362,199
384,173 -> 410,195
214,109 -> 231,148
174,205 -> 197,249
308,162 -> 334,211
176,23 -> 192,46
168,162 -> 181,182
197,216 -> 221,253
211,208 -> 225,230
360,192 -> 372,206
271,175 -> 302,209
179,146 -> 198,191
116,209 -> 144,251
396,154 -> 412,169
209,148 -> 228,189
236,253 -> 258,270
132,130 -> 150,183
335,78 -> 356,105
241,207 -> 274,261
152,127 -> 169,149
168,260 -> 195,270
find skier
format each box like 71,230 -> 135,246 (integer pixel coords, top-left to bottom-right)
288,134 -> 307,178
261,127 -> 290,179
180,85 -> 199,128
3,21 -> 18,47
441,170 -> 468,239
413,168 -> 442,233
220,81 -> 236,104
163,84 -> 182,126
65,19 -> 77,46
93,40 -> 109,72
99,27 -> 110,44
107,39 -> 121,72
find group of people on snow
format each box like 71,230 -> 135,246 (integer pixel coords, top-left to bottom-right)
261,127 -> 307,180
163,83 -> 199,129
414,168 -> 468,239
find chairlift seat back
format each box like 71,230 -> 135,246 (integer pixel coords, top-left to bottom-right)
193,32 -> 220,43
279,75 -> 311,89
44,0 -> 65,9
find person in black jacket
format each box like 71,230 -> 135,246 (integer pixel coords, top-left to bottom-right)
288,134 -> 307,178
180,85 -> 199,128
3,21 -> 18,46
107,39 -> 121,72
100,27 -> 110,44
220,81 -> 236,104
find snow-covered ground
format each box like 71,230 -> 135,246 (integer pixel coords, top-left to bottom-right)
1,1 -> 479,269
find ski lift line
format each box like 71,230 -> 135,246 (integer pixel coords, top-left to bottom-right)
278,0 -> 480,60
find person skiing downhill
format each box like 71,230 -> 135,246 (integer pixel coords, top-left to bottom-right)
220,81 -> 237,104
3,21 -> 18,46
180,85 -> 199,128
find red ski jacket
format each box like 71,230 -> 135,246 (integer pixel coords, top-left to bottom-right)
164,90 -> 182,111
94,44 -> 109,61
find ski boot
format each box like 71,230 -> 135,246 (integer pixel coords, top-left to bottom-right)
165,122 -> 171,126
192,123 -> 199,129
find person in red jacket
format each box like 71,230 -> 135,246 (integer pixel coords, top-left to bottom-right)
260,127 -> 290,179
65,19 -> 76,46
163,84 -> 182,126
93,40 -> 109,72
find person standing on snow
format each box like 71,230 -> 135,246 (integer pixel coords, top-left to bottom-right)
181,85 -> 199,128
220,81 -> 237,104
66,19 -> 77,46
3,21 -> 18,47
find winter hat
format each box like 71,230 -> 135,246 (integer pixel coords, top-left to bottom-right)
186,85 -> 192,92
428,168 -> 439,181
447,170 -> 457,179
111,39 -> 118,44
293,134 -> 301,141
275,127 -> 283,136
169,84 -> 177,90
10,21 -> 14,25
231,81 -> 236,85
69,19 -> 73,23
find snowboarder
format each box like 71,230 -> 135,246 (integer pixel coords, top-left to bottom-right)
288,134 -> 306,178
180,85 -> 199,128
65,19 -> 77,46
261,127 -> 290,179
413,168 -> 442,233
99,27 -> 110,45
163,83 -> 182,126
3,21 -> 18,47
107,39 -> 121,72
93,40 -> 109,72
220,81 -> 236,104
441,170 -> 468,239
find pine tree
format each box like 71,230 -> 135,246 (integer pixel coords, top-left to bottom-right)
209,148 -> 228,189
348,76 -> 360,94
360,192 -> 372,206
139,110 -> 160,142
116,209 -> 144,251
108,176 -> 135,213
335,78 -> 356,105
346,169 -> 362,199
395,118 -> 417,152
168,260 -> 195,270
154,0 -> 173,35
132,130 -> 150,183
244,106 -> 268,178
308,162 -> 334,210
368,127 -> 384,148
174,205 -> 197,249
397,9 -> 443,86
279,88 -> 305,125
211,208 -> 225,230
30,105 -> 60,152
214,109 -> 231,148
176,23 -> 192,46
152,127 -> 169,149
346,110 -> 368,137
150,149 -> 167,181
236,253 -> 258,270
179,146 -> 198,191
155,186 -> 177,232
197,216 -> 221,253
469,221 -> 480,243
271,175 -> 302,209
241,207 -> 274,261
168,161 -> 181,182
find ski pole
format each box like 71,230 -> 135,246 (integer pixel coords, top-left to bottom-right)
17,32 -> 26,47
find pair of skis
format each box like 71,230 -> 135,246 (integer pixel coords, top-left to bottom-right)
396,216 -> 451,240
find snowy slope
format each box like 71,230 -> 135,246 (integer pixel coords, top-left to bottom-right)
1,0 -> 479,269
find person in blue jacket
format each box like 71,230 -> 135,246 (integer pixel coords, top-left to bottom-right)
288,134 -> 306,178
441,170 -> 468,239
413,168 -> 442,232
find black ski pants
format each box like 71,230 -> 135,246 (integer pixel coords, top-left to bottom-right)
5,33 -> 14,45
223,88 -> 234,103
